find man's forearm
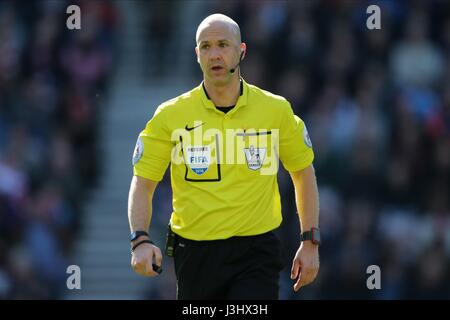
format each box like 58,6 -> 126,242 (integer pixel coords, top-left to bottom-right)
291,165 -> 320,232
128,176 -> 157,234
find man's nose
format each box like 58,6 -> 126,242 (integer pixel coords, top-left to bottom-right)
209,47 -> 222,60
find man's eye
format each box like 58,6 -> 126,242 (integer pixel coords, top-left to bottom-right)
202,45 -> 209,49
219,43 -> 228,47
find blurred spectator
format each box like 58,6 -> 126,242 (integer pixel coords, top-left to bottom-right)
141,0 -> 177,78
0,0 -> 118,298
405,240 -> 450,299
390,9 -> 444,88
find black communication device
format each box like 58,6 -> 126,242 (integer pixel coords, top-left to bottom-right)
165,223 -> 176,257
152,263 -> 163,274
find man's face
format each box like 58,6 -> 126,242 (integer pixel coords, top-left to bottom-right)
196,22 -> 243,85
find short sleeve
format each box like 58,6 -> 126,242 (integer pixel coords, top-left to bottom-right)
132,106 -> 173,182
279,102 -> 314,172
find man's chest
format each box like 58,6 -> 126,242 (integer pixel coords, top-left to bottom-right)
169,109 -> 281,179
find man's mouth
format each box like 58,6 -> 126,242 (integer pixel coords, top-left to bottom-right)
211,66 -> 224,71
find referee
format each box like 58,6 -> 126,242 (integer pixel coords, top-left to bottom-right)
128,14 -> 320,299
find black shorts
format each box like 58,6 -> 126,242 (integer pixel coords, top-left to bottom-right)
173,230 -> 284,300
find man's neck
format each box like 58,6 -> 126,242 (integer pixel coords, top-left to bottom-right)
203,77 -> 241,107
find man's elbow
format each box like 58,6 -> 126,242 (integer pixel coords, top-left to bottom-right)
131,175 -> 158,195
290,164 -> 315,180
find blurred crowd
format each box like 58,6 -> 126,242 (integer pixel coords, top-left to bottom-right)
195,0 -> 450,299
143,0 -> 450,299
0,0 -> 118,298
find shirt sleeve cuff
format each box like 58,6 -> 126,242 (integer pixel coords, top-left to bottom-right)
133,166 -> 164,182
283,150 -> 314,172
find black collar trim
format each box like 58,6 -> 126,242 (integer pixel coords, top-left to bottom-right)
202,80 -> 243,100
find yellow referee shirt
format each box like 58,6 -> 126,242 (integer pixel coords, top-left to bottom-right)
132,79 -> 314,240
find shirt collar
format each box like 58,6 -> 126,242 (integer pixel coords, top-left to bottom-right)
202,80 -> 243,100
199,78 -> 248,111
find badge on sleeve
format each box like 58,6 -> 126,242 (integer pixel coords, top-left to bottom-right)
132,137 -> 144,165
303,125 -> 312,148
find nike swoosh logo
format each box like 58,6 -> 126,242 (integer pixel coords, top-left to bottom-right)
185,123 -> 204,131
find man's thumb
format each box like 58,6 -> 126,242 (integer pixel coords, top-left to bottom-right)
291,260 -> 301,279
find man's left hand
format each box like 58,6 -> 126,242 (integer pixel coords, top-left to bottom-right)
290,241 -> 320,292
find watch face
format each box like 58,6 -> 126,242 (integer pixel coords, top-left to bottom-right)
131,231 -> 149,242
312,228 -> 321,244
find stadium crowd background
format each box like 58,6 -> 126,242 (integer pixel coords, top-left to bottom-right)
0,0 -> 449,299
0,0 -> 118,298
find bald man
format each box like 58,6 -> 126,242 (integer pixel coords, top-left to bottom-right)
128,14 -> 320,300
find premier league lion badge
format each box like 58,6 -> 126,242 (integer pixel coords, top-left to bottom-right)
244,145 -> 266,170
132,137 -> 144,165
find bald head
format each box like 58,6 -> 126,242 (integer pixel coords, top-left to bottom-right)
196,14 -> 241,45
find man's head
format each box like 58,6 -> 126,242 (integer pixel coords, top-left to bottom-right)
195,14 -> 246,86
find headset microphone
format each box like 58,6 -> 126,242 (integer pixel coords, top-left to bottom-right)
230,51 -> 244,74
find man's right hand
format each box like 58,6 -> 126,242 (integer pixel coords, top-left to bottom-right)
131,240 -> 163,277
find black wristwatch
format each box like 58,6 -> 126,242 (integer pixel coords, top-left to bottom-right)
130,231 -> 149,242
300,227 -> 321,245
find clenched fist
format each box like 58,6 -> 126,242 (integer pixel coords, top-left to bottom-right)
131,242 -> 163,277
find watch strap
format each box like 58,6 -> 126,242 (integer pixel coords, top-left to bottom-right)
130,230 -> 149,242
300,231 -> 313,241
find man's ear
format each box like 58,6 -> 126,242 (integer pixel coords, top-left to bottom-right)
195,47 -> 200,64
240,42 -> 247,61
